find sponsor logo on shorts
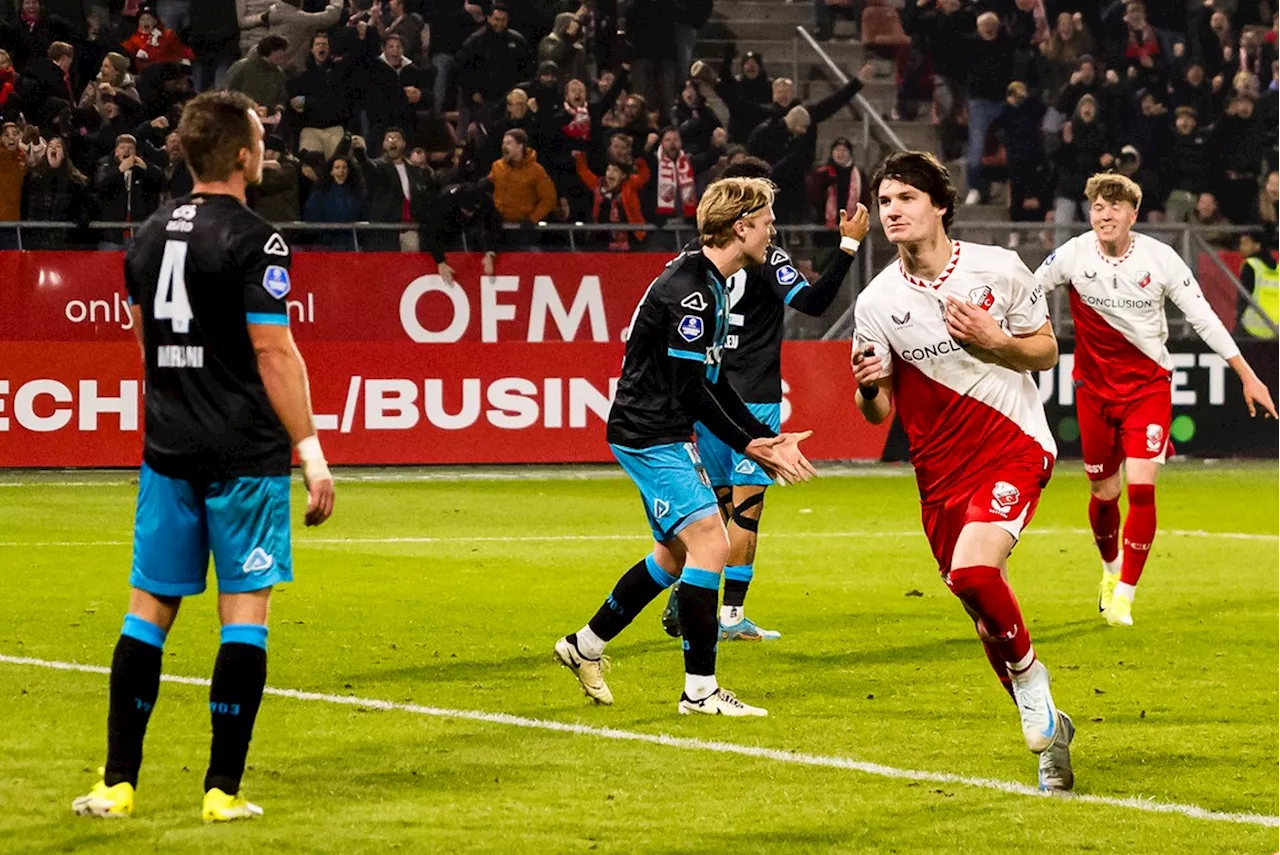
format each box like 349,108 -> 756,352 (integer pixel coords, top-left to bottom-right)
776,265 -> 799,286
678,315 -> 704,342
968,286 -> 995,311
1145,423 -> 1164,453
652,498 -> 671,520
734,459 -> 757,475
243,547 -> 274,573
989,481 -> 1020,517
1084,462 -> 1105,474
680,292 -> 708,312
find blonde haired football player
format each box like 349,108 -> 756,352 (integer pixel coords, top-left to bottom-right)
1035,173 -> 1275,627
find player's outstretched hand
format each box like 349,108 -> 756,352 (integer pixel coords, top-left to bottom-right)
944,296 -> 1005,350
303,460 -> 335,527
851,343 -> 883,387
1241,374 -> 1278,419
839,204 -> 870,243
745,431 -> 818,485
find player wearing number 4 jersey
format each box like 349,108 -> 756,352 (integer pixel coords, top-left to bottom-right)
853,151 -> 1074,791
661,157 -> 870,643
1034,174 -> 1277,628
554,177 -> 817,717
73,91 -> 335,824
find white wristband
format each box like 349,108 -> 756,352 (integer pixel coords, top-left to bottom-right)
296,435 -> 324,463
840,236 -> 861,254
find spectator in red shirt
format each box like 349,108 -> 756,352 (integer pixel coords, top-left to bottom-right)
572,148 -> 650,249
121,6 -> 193,73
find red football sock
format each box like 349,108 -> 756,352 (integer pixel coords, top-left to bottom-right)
960,602 -> 1015,701
947,565 -> 1033,671
1121,484 -> 1156,586
1088,495 -> 1121,563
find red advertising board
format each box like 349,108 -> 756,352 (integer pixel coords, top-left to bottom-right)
0,251 -> 665,343
0,341 -> 888,466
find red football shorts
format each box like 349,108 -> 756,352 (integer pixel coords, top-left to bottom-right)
1076,384 -> 1172,481
920,449 -> 1054,575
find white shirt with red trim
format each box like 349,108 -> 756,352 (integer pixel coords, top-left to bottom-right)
854,240 -> 1056,504
1035,232 -> 1240,400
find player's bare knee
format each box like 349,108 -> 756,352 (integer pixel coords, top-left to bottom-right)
679,514 -> 730,570
951,522 -> 1016,570
1089,473 -> 1122,501
1124,458 -> 1159,487
128,588 -> 181,631
218,589 -> 272,627
651,540 -> 685,575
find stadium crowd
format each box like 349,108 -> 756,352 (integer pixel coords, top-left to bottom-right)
0,0 -> 1274,264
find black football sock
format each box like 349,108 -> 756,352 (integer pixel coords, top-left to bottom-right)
585,555 -> 678,643
677,568 -> 720,690
204,625 -> 268,796
104,615 -> 167,788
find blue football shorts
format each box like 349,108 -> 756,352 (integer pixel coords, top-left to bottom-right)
694,401 -> 782,488
129,463 -> 293,597
609,441 -> 720,542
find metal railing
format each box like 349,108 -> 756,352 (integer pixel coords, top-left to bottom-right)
794,25 -> 907,157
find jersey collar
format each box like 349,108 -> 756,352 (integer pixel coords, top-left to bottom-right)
899,240 -> 961,290
1094,233 -> 1136,267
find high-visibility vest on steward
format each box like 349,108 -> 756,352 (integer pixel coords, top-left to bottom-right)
1241,256 -> 1279,339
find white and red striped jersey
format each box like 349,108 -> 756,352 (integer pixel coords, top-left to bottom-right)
1034,232 -> 1241,400
854,240 -> 1057,504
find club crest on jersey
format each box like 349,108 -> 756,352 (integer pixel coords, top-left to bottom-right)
734,459 -> 758,475
262,265 -> 291,298
891,312 -> 911,327
1137,271 -> 1152,288
968,286 -> 995,311
680,292 -> 708,312
678,314 -> 704,342
652,498 -> 671,519
776,265 -> 799,286
1145,423 -> 1164,452
263,232 -> 289,256
989,481 -> 1019,516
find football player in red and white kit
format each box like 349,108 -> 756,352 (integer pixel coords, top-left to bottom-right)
1035,174 -> 1276,628
851,151 -> 1074,791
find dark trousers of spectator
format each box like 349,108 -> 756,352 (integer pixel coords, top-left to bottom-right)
1008,163 -> 1046,242
966,97 -> 1003,201
1220,176 -> 1260,225
193,56 -> 234,93
432,53 -> 457,115
633,60 -> 676,116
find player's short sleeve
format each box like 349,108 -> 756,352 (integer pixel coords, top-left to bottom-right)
662,271 -> 718,365
852,291 -> 892,378
1033,241 -> 1071,293
761,245 -> 811,306
1004,252 -> 1049,335
238,223 -> 292,326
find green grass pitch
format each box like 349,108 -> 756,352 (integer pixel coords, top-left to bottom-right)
1,462 -> 1276,853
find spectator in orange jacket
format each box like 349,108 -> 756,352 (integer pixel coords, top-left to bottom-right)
0,122 -> 28,245
121,6 -> 193,74
488,128 -> 556,224
572,148 -> 650,249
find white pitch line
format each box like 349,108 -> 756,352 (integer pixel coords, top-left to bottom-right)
0,527 -> 1275,549
0,653 -> 1274,829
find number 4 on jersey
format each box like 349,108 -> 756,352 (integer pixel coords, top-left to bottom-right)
156,240 -> 193,333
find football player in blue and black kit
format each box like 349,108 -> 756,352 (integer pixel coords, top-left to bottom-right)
73,91 -> 335,823
662,158 -> 870,641
554,177 -> 818,717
